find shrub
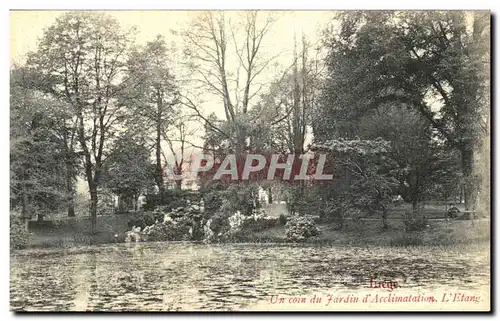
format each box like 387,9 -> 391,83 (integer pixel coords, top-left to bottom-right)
228,211 -> 246,232
127,213 -> 156,230
142,194 -> 160,211
138,216 -> 196,242
171,217 -> 193,241
242,211 -> 279,232
142,223 -> 173,242
97,189 -> 116,215
226,210 -> 278,237
202,191 -> 224,216
132,200 -> 206,242
191,220 -> 204,241
285,215 -> 320,242
403,211 -> 429,232
200,182 -> 261,217
316,200 -> 347,228
209,212 -> 231,238
143,190 -> 200,211
279,213 -> 288,225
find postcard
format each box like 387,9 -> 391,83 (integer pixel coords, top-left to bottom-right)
10,10 -> 490,312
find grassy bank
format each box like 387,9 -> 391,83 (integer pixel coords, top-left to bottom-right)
25,213 -> 140,249
235,219 -> 490,247
20,210 -> 490,249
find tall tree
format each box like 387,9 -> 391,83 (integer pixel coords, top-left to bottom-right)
356,105 -> 462,210
313,138 -> 397,229
101,134 -> 155,212
28,12 -> 134,232
162,112 -> 197,190
253,36 -> 324,206
319,11 -> 490,211
181,11 -> 278,153
12,66 -> 81,217
125,35 -> 179,203
10,69 -> 67,222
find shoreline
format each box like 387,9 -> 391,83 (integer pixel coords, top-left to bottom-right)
16,212 -> 490,251
12,234 -> 490,256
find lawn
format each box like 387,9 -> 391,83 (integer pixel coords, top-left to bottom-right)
246,218 -> 489,247
24,205 -> 489,249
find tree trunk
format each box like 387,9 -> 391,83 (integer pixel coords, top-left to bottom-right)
155,100 -> 165,204
174,164 -> 183,190
412,200 -> 419,212
21,186 -> 30,221
133,194 -> 139,212
267,187 -> 273,204
155,128 -> 165,202
117,195 -> 124,213
382,208 -> 388,229
89,187 -> 98,234
66,164 -> 75,217
67,201 -> 75,217
460,147 -> 474,211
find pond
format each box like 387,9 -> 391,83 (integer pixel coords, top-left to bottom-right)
10,242 -> 490,311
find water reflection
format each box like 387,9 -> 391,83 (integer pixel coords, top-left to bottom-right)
10,243 -> 490,311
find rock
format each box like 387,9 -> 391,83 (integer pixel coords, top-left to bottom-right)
203,219 -> 214,243
124,230 -> 142,243
124,200 -> 209,243
200,200 -> 205,213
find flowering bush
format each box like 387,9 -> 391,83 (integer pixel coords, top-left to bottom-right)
227,210 -> 278,233
243,209 -> 279,232
125,201 -> 279,244
285,215 -> 320,242
228,211 -> 246,232
125,200 -> 205,242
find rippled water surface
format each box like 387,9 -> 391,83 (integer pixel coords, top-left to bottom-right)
10,243 -> 490,311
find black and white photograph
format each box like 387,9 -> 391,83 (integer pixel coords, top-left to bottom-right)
8,9 -> 491,312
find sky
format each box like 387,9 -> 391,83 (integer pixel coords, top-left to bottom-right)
10,11 -> 334,67
10,10 -> 335,117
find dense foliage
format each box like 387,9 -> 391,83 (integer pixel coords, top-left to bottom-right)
285,216 -> 320,242
10,11 -> 489,243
